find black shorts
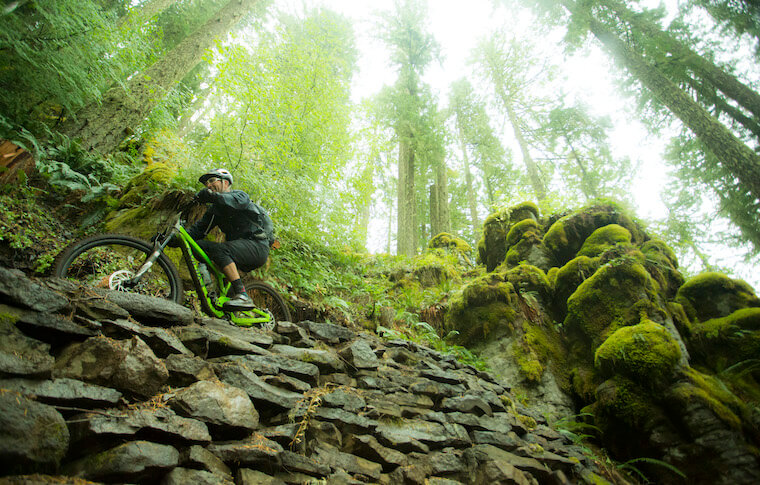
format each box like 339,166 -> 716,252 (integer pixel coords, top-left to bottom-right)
196,238 -> 269,272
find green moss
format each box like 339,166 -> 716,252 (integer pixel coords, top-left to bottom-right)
118,162 -> 176,207
676,272 -> 760,322
513,341 -> 544,382
641,239 -> 679,268
594,376 -> 653,430
543,202 -> 643,265
481,208 -> 511,271
594,320 -> 682,386
505,264 -> 552,301
689,308 -> 760,372
429,232 -> 472,253
564,257 -> 663,347
445,273 -> 517,344
546,267 -> 559,289
669,368 -> 746,430
508,201 -> 540,224
506,219 -> 541,247
553,255 -> 600,316
577,224 -> 631,258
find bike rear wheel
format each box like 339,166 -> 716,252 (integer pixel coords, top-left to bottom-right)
54,234 -> 183,303
245,281 -> 291,329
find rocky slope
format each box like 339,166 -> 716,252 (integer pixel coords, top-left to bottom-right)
0,265 -> 611,484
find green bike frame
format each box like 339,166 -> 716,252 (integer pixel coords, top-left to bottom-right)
174,224 -> 272,327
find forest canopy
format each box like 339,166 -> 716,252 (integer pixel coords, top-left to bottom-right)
1,0 -> 758,288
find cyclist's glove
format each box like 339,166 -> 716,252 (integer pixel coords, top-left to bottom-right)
195,188 -> 216,203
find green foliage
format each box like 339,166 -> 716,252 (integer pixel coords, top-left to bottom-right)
0,0 -> 154,136
377,321 -> 488,370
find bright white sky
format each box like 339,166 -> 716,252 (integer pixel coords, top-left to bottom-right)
274,0 -> 759,289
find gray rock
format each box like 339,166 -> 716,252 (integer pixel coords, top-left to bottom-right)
174,325 -> 269,358
53,335 -> 168,397
313,443 -> 383,480
343,434 -> 407,470
99,289 -> 194,326
299,320 -> 356,344
440,395 -> 493,416
321,387 -> 366,411
62,440 -> 179,482
200,317 -> 275,347
215,364 -> 302,410
280,450 -> 331,476
168,379 -> 259,434
271,344 -> 346,373
237,468 -> 287,485
165,353 -> 217,387
220,353 -> 320,383
261,373 -> 312,393
0,391 -> 69,471
69,406 -> 211,444
339,339 -> 378,369
408,377 -> 467,398
0,377 -> 122,407
162,467 -> 233,485
181,444 -> 233,477
100,318 -> 192,357
0,318 -> 54,377
0,304 -> 98,344
376,419 -> 470,450
0,267 -> 68,313
207,435 -> 283,466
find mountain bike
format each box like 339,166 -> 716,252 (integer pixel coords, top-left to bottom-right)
53,203 -> 291,329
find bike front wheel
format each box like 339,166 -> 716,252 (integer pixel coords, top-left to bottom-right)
54,234 -> 184,303
245,281 -> 291,329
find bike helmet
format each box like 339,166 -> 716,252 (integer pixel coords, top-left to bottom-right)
199,168 -> 233,186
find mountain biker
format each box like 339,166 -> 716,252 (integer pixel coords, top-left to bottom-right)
185,168 -> 274,311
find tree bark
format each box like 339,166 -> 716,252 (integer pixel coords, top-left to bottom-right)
429,157 -> 451,238
457,122 -> 481,237
62,0 -> 261,154
505,101 -> 546,201
397,139 -> 417,256
587,16 -> 760,207
603,0 -> 760,121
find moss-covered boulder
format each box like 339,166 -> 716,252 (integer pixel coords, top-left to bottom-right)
577,224 -> 632,258
594,320 -> 682,387
553,255 -> 600,318
688,308 -> 760,372
641,239 -> 684,299
507,201 -> 539,224
564,255 -> 663,347
478,209 -> 510,272
118,163 -> 176,208
504,264 -> 553,305
428,232 -> 473,267
410,249 -> 462,288
503,219 -> 556,271
543,202 -> 645,266
445,272 -> 517,345
676,272 -> 760,322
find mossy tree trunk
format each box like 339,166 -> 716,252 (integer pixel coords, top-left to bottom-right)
586,17 -> 760,217
429,156 -> 451,238
505,101 -> 546,201
456,122 -> 481,237
62,0 -> 261,154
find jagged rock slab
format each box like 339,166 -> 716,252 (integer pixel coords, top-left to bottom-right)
100,318 -> 192,357
214,363 -> 302,410
237,468 -> 286,485
343,434 -> 407,470
313,443 -> 383,480
207,435 -> 284,466
69,406 -> 211,444
165,353 -> 217,387
62,440 -> 179,482
375,419 -> 471,450
0,304 -> 98,344
162,467 -> 234,485
0,267 -> 68,313
339,339 -> 378,369
98,289 -> 194,327
0,318 -> 54,377
298,320 -> 356,344
0,391 -> 69,470
0,377 -> 122,407
200,317 -> 275,347
271,344 -> 346,373
280,450 -> 331,477
181,444 -> 233,477
53,335 -> 168,397
174,325 -> 269,358
168,379 -> 259,435
0,475 -> 105,484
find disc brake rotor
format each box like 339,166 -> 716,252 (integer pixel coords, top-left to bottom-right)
108,270 -> 134,291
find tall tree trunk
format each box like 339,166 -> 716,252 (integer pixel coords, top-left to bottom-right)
457,123 -> 481,237
603,0 -> 760,121
429,159 -> 451,238
505,101 -> 546,201
62,0 -> 261,154
397,139 -> 417,256
586,15 -> 760,209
